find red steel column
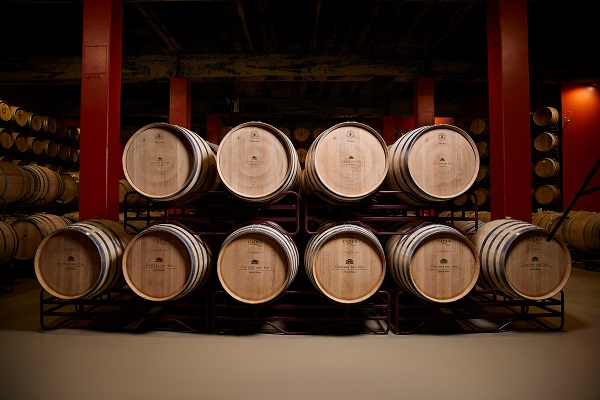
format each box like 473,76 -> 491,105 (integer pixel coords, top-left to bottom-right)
413,77 -> 435,128
169,77 -> 191,129
206,114 -> 221,145
79,0 -> 123,221
382,116 -> 397,145
487,0 -> 531,222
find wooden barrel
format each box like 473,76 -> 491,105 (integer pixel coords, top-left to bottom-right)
12,213 -> 72,260
217,222 -> 299,304
533,132 -> 559,152
470,118 -> 488,135
452,193 -> 469,206
57,171 -> 79,205
41,139 -> 59,159
41,115 -> 58,136
9,106 -> 27,128
475,141 -> 489,158
561,211 -> 600,254
475,164 -> 490,182
20,165 -> 65,205
305,223 -> 385,303
217,121 -> 300,203
386,222 -> 479,303
0,220 -> 18,265
10,131 -> 29,153
470,219 -> 571,300
61,211 -> 80,223
534,184 -> 561,205
293,127 -> 311,143
533,106 -> 560,126
533,158 -> 560,179
313,126 -> 326,140
469,187 -> 490,206
122,123 -> 219,203
122,223 -> 212,301
302,121 -> 388,203
118,178 -> 148,208
385,124 -> 480,205
0,128 -> 13,150
531,210 -> 565,241
34,219 -> 132,299
0,160 -> 29,205
26,112 -> 43,133
278,126 -> 291,138
67,146 -> 79,163
296,146 -> 308,164
0,100 -> 11,123
26,136 -> 44,157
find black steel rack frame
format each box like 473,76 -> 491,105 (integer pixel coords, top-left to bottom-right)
38,188 -> 566,335
390,288 -> 564,335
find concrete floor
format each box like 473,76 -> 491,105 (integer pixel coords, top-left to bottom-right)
0,261 -> 599,400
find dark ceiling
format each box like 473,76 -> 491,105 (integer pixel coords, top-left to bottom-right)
0,0 -> 597,130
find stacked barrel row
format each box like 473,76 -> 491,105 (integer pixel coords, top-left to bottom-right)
0,160 -> 80,207
26,121 -> 572,316
531,106 -> 562,208
0,100 -> 80,172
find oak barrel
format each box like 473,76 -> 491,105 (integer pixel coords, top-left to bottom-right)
9,106 -> 27,128
561,211 -> 600,254
26,112 -> 43,133
305,223 -> 386,304
533,132 -> 559,152
533,158 -> 560,179
122,223 -> 212,301
386,222 -> 479,303
0,128 -> 13,150
41,115 -> 58,136
533,106 -> 560,127
34,219 -> 132,299
217,121 -> 300,203
0,160 -> 29,205
118,178 -> 147,208
470,118 -> 488,135
534,184 -> 561,205
20,165 -> 65,205
293,127 -> 311,143
385,124 -> 479,205
302,121 -> 388,203
122,123 -> 219,203
12,213 -> 72,260
0,100 -> 11,123
470,219 -> 571,300
57,171 -> 79,205
0,220 -> 18,264
217,222 -> 299,304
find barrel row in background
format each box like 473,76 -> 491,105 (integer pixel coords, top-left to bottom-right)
0,100 -> 80,143
0,127 -> 80,166
0,160 -> 79,208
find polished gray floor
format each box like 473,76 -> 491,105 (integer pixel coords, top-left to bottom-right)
1,261 -> 599,400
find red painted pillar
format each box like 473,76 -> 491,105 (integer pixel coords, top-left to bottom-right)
206,114 -> 221,145
169,77 -> 191,129
382,116 -> 397,145
79,0 -> 123,221
487,0 -> 532,222
413,77 -> 435,128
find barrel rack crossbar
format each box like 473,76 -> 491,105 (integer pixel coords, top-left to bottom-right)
40,287 -> 210,333
37,189 -> 565,335
390,288 -> 564,334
